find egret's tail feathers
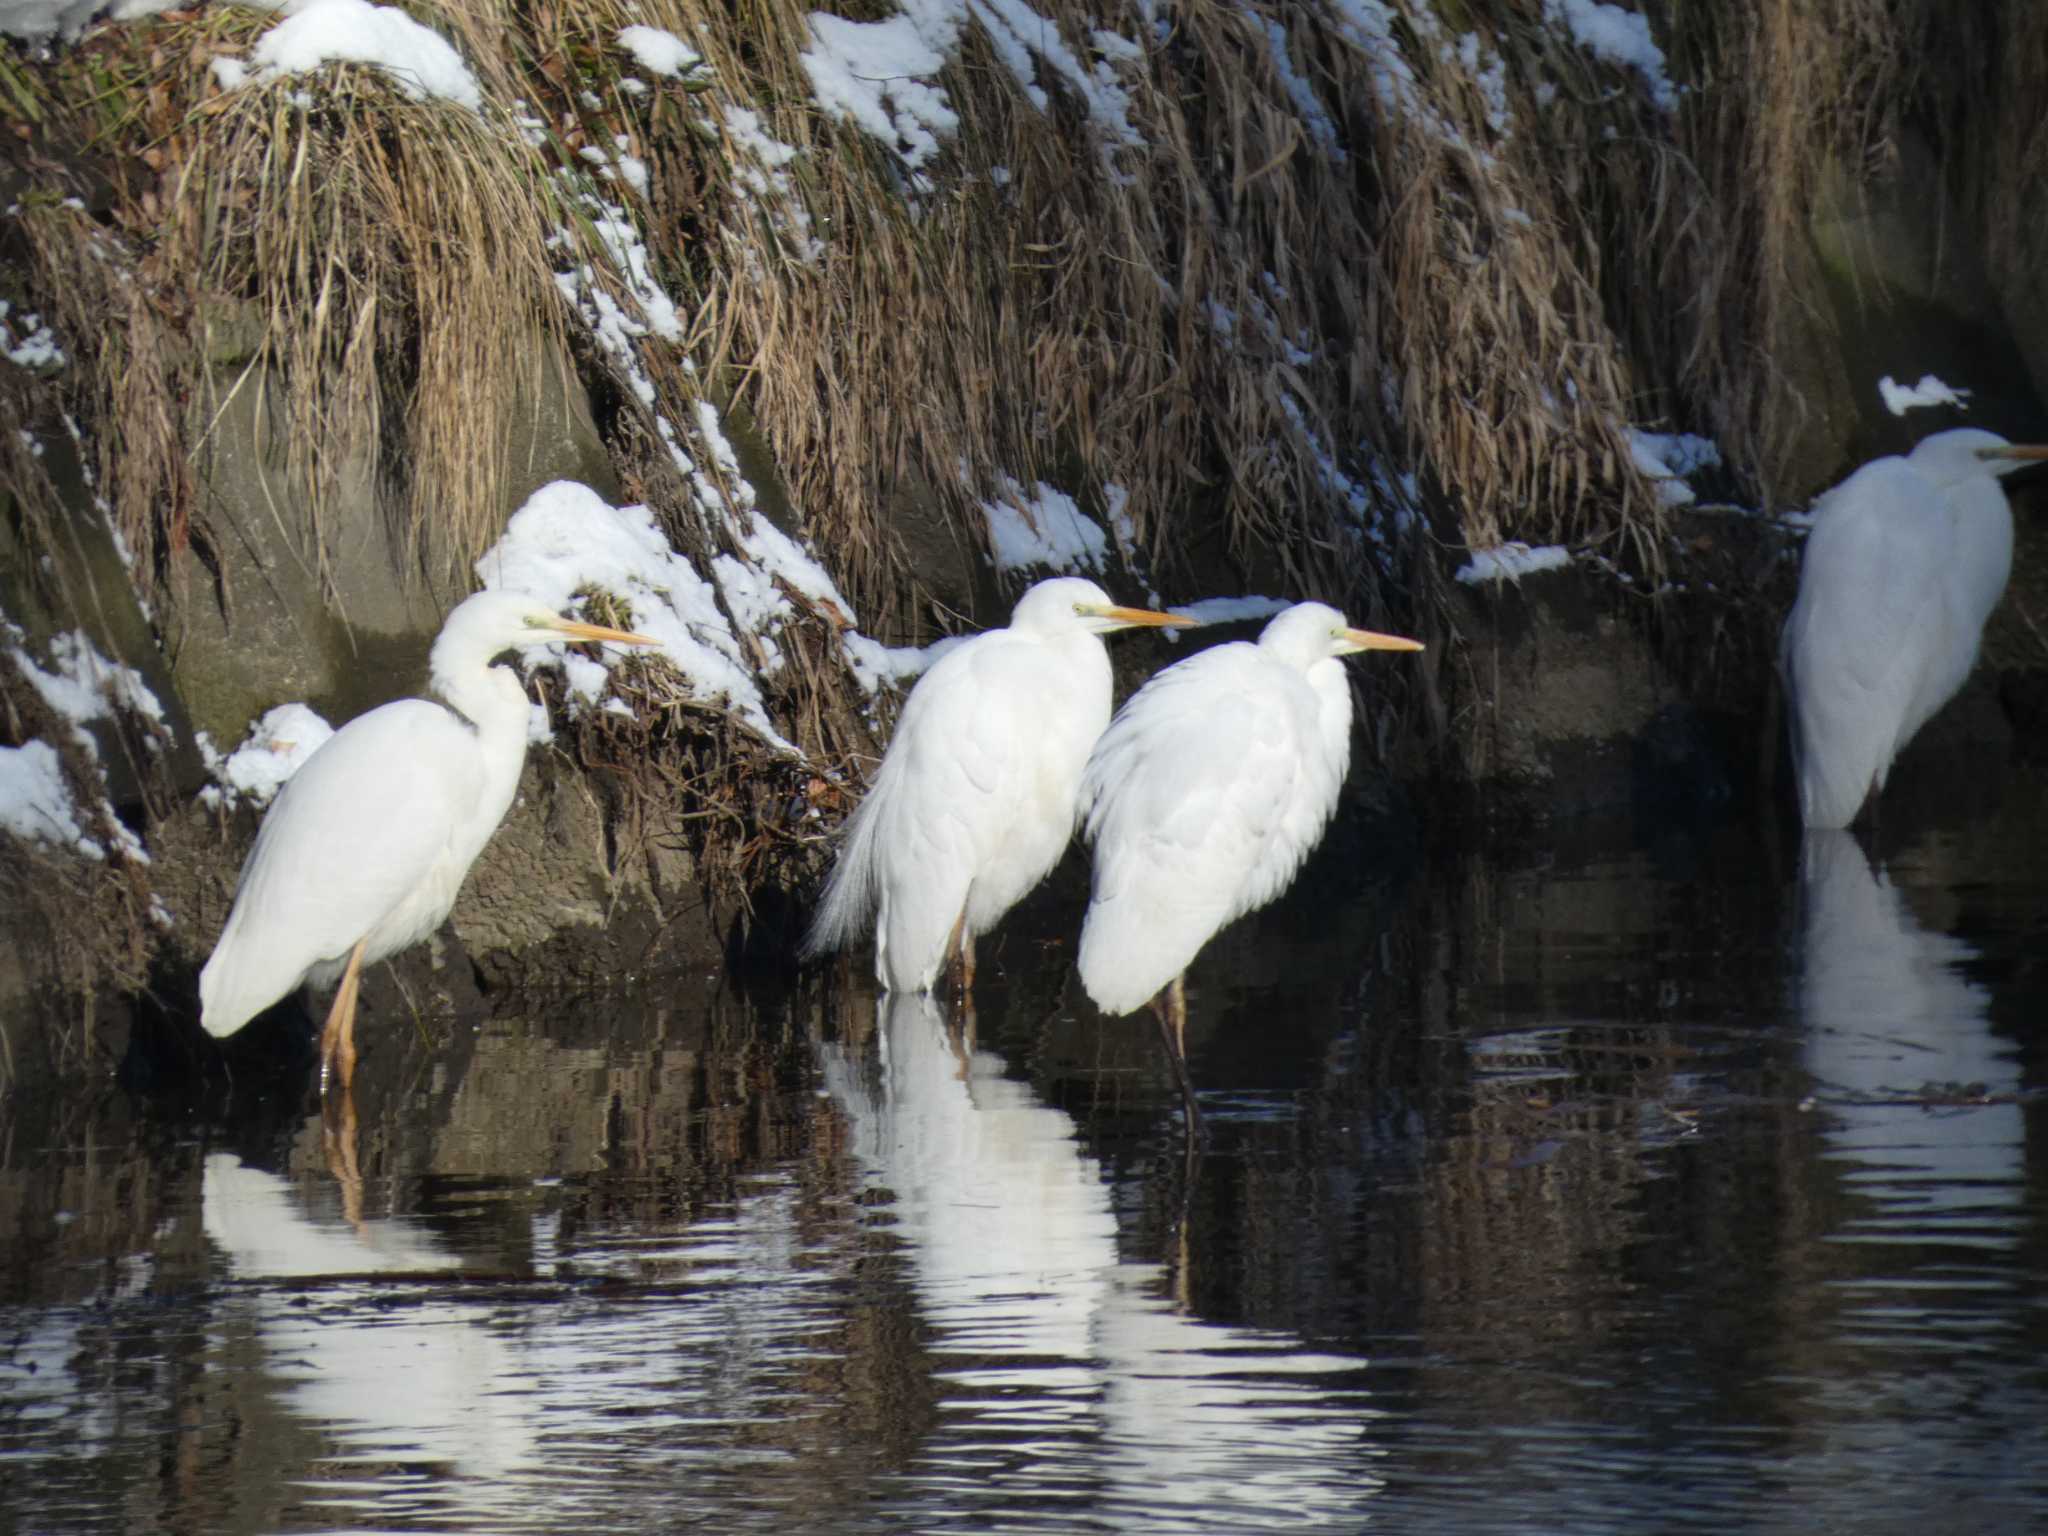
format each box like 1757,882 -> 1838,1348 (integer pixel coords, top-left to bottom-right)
197,935 -> 292,1040
800,797 -> 882,962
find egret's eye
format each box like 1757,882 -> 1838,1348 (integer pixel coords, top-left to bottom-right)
522,615 -> 548,630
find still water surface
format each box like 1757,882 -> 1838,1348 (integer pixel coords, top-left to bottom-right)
5,791 -> 2048,1533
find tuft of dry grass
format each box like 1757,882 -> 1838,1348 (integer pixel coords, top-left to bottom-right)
662,0 -> 1702,641
8,7 -> 614,607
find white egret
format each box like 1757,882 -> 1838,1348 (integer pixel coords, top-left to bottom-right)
802,577 -> 1193,995
1076,601 -> 1423,1122
1782,427 -> 2048,828
199,589 -> 657,1087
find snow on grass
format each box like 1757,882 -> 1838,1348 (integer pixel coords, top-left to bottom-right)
800,0 -> 1142,172
802,8 -> 961,170
1543,0 -> 1677,113
1326,0 -> 1466,152
201,703 -> 336,810
2,624 -> 158,861
0,299 -> 64,370
1456,541 -> 1572,585
1879,373 -> 1971,416
551,189 -> 685,408
478,479 -> 798,753
972,0 -> 1144,159
716,107 -> 824,263
581,137 -> 651,198
1454,31 -> 1511,136
1274,391 -> 1415,556
10,629 -> 169,755
0,739 -> 96,857
1627,427 -> 1721,507
1258,18 -> 1342,155
617,25 -> 703,79
216,0 -> 485,112
981,476 -> 1111,573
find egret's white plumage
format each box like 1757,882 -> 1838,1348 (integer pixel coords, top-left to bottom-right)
1782,428 -> 2047,828
1077,602 -> 1423,1023
802,577 -> 1191,994
199,590 -> 655,1080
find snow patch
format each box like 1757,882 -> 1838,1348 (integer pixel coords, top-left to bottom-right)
220,0 -> 486,112
1627,427 -> 1721,507
478,480 -> 798,753
616,25 -> 702,79
0,740 -> 95,858
0,300 -> 65,370
800,0 -> 1142,171
1455,542 -> 1572,585
1879,373 -> 1971,416
10,629 -> 168,755
981,477 -> 1111,573
802,8 -> 961,170
1543,0 -> 1676,113
208,703 -> 336,809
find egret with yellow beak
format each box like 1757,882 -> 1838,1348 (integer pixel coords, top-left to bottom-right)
804,576 -> 1194,995
200,589 -> 658,1087
1077,601 -> 1425,1126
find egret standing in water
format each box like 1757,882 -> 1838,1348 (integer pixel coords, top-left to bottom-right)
200,590 -> 658,1088
1077,601 -> 1424,1123
803,577 -> 1193,995
1781,427 -> 2048,828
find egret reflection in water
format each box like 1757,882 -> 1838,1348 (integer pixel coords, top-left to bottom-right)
202,1153 -> 543,1483
822,990 -> 1386,1528
1797,828 -> 2024,1236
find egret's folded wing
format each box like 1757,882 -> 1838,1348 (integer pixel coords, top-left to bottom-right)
1079,645 -> 1308,1012
200,701 -> 483,1035
1783,459 -> 1943,826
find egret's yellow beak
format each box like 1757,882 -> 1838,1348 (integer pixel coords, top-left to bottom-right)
551,618 -> 661,647
1079,603 -> 1199,630
1339,627 -> 1426,654
1976,443 -> 2048,462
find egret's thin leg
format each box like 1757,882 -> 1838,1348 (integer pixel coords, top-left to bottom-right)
322,1083 -> 365,1232
1148,974 -> 1201,1135
319,939 -> 367,1093
943,907 -> 976,1000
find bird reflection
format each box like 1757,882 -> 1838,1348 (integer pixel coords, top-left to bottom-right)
201,1153 -> 540,1480
1798,829 -> 2023,1240
822,990 -> 1384,1527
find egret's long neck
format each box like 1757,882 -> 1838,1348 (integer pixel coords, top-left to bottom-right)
430,645 -> 535,825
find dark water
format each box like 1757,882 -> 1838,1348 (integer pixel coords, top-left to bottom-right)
6,787 -> 2048,1534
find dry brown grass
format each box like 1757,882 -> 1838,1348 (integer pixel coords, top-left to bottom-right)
661,0 -> 1699,629
7,6 -> 609,605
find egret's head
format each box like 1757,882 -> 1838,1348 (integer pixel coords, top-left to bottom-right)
437,589 -> 660,672
1912,427 -> 2048,485
1257,601 -> 1425,669
1009,576 -> 1196,637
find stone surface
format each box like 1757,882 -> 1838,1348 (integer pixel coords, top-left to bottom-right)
0,433 -> 207,801
164,366 -> 444,745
